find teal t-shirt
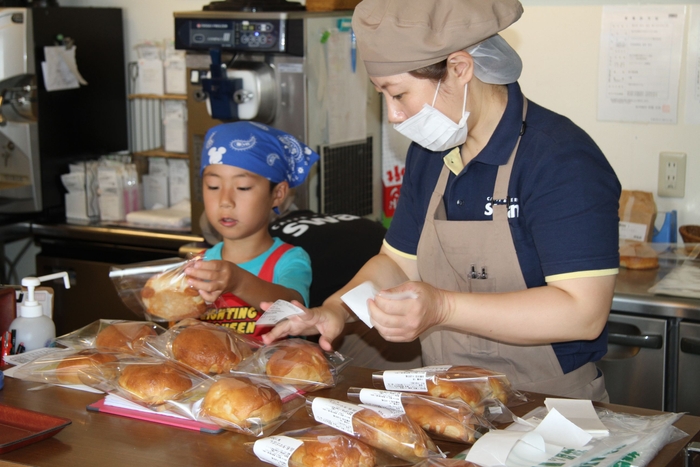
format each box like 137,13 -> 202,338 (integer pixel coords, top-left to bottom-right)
203,237 -> 312,306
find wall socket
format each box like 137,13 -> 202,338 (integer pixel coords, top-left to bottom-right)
657,152 -> 686,198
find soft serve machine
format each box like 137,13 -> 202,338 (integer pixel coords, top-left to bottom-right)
174,0 -> 382,236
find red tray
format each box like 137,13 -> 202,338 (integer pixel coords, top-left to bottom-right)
0,403 -> 72,454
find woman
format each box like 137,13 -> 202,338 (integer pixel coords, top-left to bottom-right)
263,0 -> 620,401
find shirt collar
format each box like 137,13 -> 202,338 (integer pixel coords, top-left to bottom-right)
441,82 -> 524,172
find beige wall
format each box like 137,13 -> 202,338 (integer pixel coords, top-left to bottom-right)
61,0 -> 700,229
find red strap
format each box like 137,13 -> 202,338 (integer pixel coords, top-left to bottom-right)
258,242 -> 294,282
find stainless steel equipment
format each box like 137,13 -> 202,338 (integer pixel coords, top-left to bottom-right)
0,7 -> 128,217
600,254 -> 700,415
597,313 -> 667,410
678,320 -> 700,415
174,8 -> 382,236
0,8 -> 40,213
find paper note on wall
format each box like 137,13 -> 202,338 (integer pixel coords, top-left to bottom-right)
684,6 -> 700,124
597,5 -> 686,124
42,46 -> 88,92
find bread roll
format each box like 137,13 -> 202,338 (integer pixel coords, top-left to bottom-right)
55,351 -> 118,385
201,376 -> 282,428
289,435 -> 376,467
450,365 -> 510,404
117,363 -> 192,404
619,242 -> 659,270
403,401 -> 477,444
141,269 -> 206,321
426,366 -> 511,408
95,322 -> 157,353
265,340 -> 333,388
352,407 -> 437,463
172,326 -> 252,374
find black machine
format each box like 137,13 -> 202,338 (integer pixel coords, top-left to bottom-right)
0,6 -> 128,220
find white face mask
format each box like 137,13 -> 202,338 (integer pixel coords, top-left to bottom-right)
393,81 -> 470,152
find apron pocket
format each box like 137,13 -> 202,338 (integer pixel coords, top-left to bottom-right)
469,278 -> 497,293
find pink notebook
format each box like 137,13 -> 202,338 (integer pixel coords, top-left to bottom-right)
87,398 -> 223,434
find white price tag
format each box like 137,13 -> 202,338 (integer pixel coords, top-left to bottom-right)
253,436 -> 304,467
358,388 -> 405,414
382,370 -> 428,392
619,222 -> 648,242
256,300 -> 306,326
311,398 -> 362,435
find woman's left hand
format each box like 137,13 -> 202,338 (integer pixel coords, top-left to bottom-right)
369,281 -> 451,342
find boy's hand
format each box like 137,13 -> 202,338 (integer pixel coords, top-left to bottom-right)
185,259 -> 240,303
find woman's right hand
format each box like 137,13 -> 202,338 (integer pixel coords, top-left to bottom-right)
260,301 -> 348,352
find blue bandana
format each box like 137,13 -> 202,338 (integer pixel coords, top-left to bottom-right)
201,122 -> 319,188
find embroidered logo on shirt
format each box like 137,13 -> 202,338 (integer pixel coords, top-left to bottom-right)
484,197 -> 520,218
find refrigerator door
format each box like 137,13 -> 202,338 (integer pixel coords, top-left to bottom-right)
597,313 -> 666,410
678,321 -> 700,416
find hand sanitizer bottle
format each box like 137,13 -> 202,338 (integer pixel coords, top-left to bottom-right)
10,272 -> 70,351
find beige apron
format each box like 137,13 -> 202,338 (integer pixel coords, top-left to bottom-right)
416,100 -> 608,401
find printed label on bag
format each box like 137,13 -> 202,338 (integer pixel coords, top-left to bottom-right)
619,222 -> 648,242
382,370 -> 428,392
311,398 -> 362,435
253,436 -> 304,467
256,300 -> 305,326
358,388 -> 405,414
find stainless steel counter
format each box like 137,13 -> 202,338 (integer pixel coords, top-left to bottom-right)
613,265 -> 700,321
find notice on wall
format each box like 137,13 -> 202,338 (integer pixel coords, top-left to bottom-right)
684,6 -> 700,125
597,5 -> 686,124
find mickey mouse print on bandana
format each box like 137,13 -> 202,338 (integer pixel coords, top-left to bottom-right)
201,122 -> 319,188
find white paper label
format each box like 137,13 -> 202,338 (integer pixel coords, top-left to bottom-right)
253,436 -> 304,467
311,398 -> 362,435
256,300 -> 306,326
619,221 -> 648,241
340,281 -> 378,329
358,388 -> 405,414
382,370 -> 428,392
359,404 -> 403,418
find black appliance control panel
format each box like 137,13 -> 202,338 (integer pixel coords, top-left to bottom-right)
176,17 -> 285,52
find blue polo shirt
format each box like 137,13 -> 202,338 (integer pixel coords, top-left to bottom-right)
386,82 -> 621,373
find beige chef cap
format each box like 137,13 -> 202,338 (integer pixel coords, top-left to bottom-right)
352,0 -> 524,78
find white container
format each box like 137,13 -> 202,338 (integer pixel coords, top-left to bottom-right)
10,272 -> 70,351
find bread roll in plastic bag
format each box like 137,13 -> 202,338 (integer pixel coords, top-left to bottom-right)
109,255 -> 207,322
136,318 -> 261,375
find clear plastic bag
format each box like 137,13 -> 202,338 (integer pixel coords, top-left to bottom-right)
412,459 -> 482,467
109,255 -> 207,322
52,319 -> 167,354
12,348 -> 127,387
78,356 -> 207,410
306,396 -> 445,464
373,365 -> 527,414
135,318 -> 261,376
235,338 -> 351,392
247,424 -> 408,467
347,387 -> 499,444
167,373 -> 305,437
497,406 -> 688,467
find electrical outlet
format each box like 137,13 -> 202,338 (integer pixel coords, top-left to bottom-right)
658,152 -> 686,198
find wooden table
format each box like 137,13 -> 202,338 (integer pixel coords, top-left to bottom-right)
1,366 -> 699,467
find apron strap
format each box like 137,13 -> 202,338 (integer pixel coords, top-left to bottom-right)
493,98 -> 528,221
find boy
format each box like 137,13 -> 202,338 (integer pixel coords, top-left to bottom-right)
185,121 -> 318,339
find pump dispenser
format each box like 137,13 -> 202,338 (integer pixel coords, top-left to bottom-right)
10,272 -> 70,351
